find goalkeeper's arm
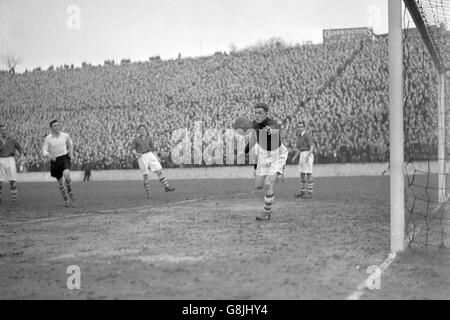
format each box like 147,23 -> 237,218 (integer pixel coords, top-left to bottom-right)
245,130 -> 257,153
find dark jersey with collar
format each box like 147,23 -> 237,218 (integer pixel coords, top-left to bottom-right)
296,131 -> 313,151
0,137 -> 23,157
131,136 -> 154,154
252,117 -> 282,151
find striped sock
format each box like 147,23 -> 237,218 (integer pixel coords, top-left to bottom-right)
10,182 -> 17,203
300,181 -> 307,193
65,180 -> 73,199
159,176 -> 169,189
264,193 -> 274,215
143,180 -> 151,195
58,183 -> 68,201
308,181 -> 314,194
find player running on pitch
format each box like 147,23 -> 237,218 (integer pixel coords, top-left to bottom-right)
291,120 -> 315,198
245,102 -> 289,221
0,123 -> 25,206
42,120 -> 75,207
131,124 -> 175,198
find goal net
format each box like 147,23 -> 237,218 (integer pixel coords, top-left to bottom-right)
401,0 -> 450,248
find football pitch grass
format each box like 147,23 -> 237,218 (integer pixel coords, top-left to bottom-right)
0,177 -> 449,299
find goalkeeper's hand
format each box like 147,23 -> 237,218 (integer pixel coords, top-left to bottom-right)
264,126 -> 272,135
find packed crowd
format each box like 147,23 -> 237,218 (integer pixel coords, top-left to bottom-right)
0,34 -> 447,171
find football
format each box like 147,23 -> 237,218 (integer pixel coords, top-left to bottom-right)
233,117 -> 254,135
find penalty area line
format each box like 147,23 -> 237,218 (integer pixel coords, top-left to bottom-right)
96,192 -> 249,214
346,251 -> 397,300
1,192 -> 250,226
0,212 -> 93,226
347,194 -> 450,300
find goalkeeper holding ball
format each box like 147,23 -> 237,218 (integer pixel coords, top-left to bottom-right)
234,103 -> 289,221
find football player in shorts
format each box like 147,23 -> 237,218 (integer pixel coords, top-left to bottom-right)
245,103 -> 289,221
42,120 -> 75,207
292,120 -> 315,198
0,123 -> 25,206
131,124 -> 175,198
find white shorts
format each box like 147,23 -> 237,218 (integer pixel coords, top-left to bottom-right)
138,152 -> 162,175
298,151 -> 314,174
256,145 -> 288,176
0,157 -> 17,181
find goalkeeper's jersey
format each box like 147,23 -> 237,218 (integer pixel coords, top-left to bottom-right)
251,117 -> 282,152
248,117 -> 288,165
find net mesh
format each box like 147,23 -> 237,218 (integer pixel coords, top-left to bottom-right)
413,0 -> 450,69
402,1 -> 450,248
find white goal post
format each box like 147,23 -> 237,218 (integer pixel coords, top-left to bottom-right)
389,0 -> 449,252
437,72 -> 446,204
389,0 -> 405,253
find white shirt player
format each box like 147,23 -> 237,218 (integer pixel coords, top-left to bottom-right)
42,132 -> 73,159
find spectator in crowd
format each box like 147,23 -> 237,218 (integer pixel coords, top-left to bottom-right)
82,159 -> 93,181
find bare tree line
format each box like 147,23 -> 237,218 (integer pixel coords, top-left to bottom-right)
1,54 -> 22,73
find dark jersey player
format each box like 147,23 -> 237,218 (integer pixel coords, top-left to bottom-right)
0,123 -> 25,205
131,124 -> 175,198
292,120 -> 315,198
245,103 -> 289,221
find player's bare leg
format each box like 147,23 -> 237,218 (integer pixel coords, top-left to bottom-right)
295,173 -> 307,198
10,181 -> 18,205
250,165 -> 261,194
276,165 -> 285,183
0,181 -> 2,205
254,175 -> 266,217
142,174 -> 151,198
254,175 -> 265,189
57,178 -> 69,207
155,170 -> 175,192
63,170 -> 74,201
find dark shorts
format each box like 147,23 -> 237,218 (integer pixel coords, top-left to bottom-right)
50,154 -> 71,179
